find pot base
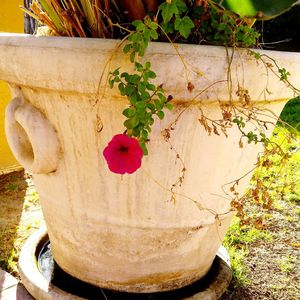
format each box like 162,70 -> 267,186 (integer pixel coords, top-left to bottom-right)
19,227 -> 232,300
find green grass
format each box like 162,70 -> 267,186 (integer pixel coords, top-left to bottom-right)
251,126 -> 300,204
224,217 -> 272,246
224,123 -> 300,287
223,217 -> 272,287
277,256 -> 295,273
226,246 -> 250,287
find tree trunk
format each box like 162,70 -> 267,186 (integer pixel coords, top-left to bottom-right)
117,0 -> 163,21
24,0 -> 36,34
119,0 -> 146,21
144,0 -> 163,13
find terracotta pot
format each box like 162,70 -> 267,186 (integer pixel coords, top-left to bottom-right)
0,34 -> 299,293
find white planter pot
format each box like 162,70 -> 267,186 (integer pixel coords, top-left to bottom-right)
0,34 -> 299,293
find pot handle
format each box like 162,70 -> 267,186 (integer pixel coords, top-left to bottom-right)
5,97 -> 61,174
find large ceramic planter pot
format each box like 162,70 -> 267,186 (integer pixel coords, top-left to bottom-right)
0,34 -> 299,293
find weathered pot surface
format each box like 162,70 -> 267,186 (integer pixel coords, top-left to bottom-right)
1,33 -> 300,292
18,226 -> 233,300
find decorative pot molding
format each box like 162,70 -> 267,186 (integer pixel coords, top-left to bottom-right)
5,87 -> 61,174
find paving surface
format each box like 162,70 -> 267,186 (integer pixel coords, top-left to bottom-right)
0,269 -> 34,300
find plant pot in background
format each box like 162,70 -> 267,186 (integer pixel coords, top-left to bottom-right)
0,34 -> 299,293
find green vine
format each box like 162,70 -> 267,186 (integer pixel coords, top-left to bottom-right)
124,18 -> 159,63
109,62 -> 173,155
109,0 -> 262,155
193,3 -> 260,47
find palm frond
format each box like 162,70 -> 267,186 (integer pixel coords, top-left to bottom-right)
24,0 -> 161,38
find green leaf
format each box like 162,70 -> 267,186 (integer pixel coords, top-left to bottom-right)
130,52 -> 136,63
137,114 -> 147,124
132,20 -> 145,31
149,29 -> 158,40
129,32 -> 142,42
279,68 -> 291,81
135,62 -> 143,71
249,50 -> 261,60
159,0 -> 188,23
132,42 -> 140,52
121,72 -> 129,78
154,99 -> 163,110
130,92 -> 139,104
141,129 -> 148,140
147,103 -> 155,111
128,74 -> 140,84
146,83 -> 156,91
148,20 -> 158,31
124,116 -> 139,129
138,44 -> 146,56
118,83 -> 125,95
124,84 -> 135,96
146,70 -> 156,79
157,93 -> 167,102
141,91 -> 151,101
132,127 -> 141,136
166,103 -> 174,110
149,117 -> 154,125
138,82 -> 147,93
175,0 -> 188,13
161,21 -> 174,34
136,101 -> 146,110
216,0 -> 298,19
112,68 -> 120,76
123,44 -> 131,54
123,108 -> 136,118
159,2 -> 178,23
174,16 -> 195,39
139,141 -> 148,155
157,111 -> 165,120
145,61 -> 151,69
144,29 -> 151,41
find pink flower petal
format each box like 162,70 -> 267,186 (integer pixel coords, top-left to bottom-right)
103,134 -> 143,174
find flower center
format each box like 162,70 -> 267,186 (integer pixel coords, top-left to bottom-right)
118,146 -> 128,153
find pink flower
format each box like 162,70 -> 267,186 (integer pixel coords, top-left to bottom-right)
103,134 -> 143,174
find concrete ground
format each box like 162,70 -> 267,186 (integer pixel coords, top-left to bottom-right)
0,269 -> 33,299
